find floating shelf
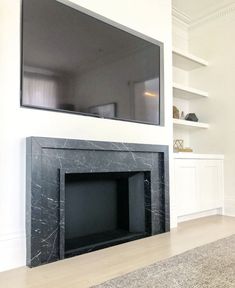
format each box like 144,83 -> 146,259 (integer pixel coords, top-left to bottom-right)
173,153 -> 224,160
173,83 -> 208,100
173,119 -> 209,129
173,48 -> 208,70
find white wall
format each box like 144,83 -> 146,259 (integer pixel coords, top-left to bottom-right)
188,11 -> 235,216
0,0 -> 173,271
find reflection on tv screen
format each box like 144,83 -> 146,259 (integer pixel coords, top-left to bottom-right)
21,0 -> 163,125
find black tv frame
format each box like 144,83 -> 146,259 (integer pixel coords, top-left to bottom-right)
20,0 -> 165,126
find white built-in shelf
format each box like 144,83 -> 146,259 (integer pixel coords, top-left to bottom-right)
173,83 -> 208,100
173,118 -> 209,129
172,48 -> 208,71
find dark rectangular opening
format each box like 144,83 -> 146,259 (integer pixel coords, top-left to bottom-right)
64,171 -> 151,258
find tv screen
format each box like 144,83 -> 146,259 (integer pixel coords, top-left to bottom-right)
21,0 -> 164,125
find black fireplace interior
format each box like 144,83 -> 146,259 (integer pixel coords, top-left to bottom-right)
64,171 -> 151,257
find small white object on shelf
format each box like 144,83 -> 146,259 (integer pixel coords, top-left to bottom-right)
173,118 -> 209,129
173,83 -> 208,100
172,47 -> 208,70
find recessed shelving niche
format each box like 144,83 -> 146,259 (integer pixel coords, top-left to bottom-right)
173,48 -> 209,133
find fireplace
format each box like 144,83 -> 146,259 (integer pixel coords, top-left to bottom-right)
26,137 -> 169,267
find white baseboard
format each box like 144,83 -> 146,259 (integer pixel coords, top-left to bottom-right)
224,197 -> 235,217
177,208 -> 223,223
0,232 -> 26,272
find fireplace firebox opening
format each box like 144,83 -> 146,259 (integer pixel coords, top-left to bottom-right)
61,171 -> 151,258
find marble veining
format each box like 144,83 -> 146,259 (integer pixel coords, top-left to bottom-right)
26,137 -> 169,268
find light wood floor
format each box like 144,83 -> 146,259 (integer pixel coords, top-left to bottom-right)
1,216 -> 235,288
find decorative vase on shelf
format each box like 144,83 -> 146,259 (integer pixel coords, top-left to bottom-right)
173,106 -> 180,119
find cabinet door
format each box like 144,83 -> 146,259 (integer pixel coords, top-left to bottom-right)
174,159 -> 198,216
198,160 -> 224,211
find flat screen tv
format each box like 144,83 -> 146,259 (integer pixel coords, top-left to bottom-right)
21,0 -> 164,125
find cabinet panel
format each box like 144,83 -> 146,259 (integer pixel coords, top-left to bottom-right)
174,160 -> 198,216
198,160 -> 223,211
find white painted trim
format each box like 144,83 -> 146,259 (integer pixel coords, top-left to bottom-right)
0,232 -> 26,272
172,15 -> 189,32
172,7 -> 191,25
172,3 -> 235,30
178,208 -> 223,223
191,3 -> 235,29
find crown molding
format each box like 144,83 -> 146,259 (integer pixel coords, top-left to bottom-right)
190,2 -> 235,29
172,7 -> 191,25
172,7 -> 190,32
173,2 -> 235,30
172,15 -> 189,32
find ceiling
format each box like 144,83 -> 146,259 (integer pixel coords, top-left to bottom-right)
172,0 -> 235,23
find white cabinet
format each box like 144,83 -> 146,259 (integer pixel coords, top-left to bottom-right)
174,156 -> 224,219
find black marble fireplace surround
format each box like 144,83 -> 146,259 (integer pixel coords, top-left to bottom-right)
26,137 -> 169,267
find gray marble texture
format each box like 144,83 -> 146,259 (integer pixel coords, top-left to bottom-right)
26,137 -> 169,267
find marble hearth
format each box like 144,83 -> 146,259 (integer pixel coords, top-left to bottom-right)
26,137 -> 169,267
